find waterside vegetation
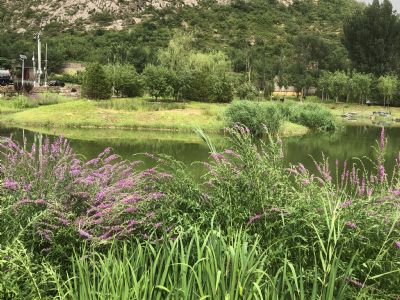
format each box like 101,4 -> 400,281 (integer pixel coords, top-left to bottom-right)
0,126 -> 399,298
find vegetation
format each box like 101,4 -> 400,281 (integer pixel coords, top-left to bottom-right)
343,0 -> 400,75
0,127 -> 399,298
81,63 -> 112,100
226,100 -> 336,136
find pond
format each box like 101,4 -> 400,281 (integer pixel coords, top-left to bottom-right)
0,125 -> 399,175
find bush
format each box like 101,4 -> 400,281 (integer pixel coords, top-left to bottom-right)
289,103 -> 336,131
143,65 -> 172,100
225,100 -> 283,136
275,100 -> 336,131
81,63 -> 112,100
236,81 -> 259,100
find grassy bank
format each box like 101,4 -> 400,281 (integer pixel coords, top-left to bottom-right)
0,98 -> 309,136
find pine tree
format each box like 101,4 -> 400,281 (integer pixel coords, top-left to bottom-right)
82,63 -> 112,100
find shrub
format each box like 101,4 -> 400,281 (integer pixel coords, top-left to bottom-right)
143,65 -> 172,100
225,100 -> 283,136
81,63 -> 112,100
236,81 -> 259,100
289,103 -> 336,131
275,100 -> 337,131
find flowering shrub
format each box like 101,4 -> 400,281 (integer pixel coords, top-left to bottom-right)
0,136 -> 172,258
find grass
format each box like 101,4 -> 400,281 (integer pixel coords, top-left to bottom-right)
1,97 -> 308,136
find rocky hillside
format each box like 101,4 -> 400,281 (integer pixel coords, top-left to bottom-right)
1,0 -> 236,32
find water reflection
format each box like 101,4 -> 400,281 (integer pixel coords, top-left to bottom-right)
0,126 -> 399,175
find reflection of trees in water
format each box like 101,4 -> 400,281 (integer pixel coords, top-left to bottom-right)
284,125 -> 400,174
1,126 -> 399,175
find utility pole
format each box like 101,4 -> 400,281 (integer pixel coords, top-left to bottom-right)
32,52 -> 36,86
35,33 -> 42,86
44,44 -> 48,87
19,55 -> 27,86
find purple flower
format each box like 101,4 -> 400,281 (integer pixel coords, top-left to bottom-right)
380,127 -> 385,151
347,278 -> 364,288
210,153 -> 225,162
224,149 -> 241,158
78,229 -> 92,239
104,154 -> 119,164
395,241 -> 400,249
122,195 -> 142,204
341,200 -> 353,208
154,222 -> 163,228
345,221 -> 357,229
149,192 -> 165,200
34,199 -> 47,205
247,213 -> 263,225
3,180 -> 19,191
125,207 -> 137,213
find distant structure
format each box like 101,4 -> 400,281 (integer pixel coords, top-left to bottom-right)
14,33 -> 49,86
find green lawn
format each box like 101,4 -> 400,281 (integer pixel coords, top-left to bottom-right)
1,98 -> 309,136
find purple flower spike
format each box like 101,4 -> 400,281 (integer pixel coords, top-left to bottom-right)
247,213 -> 263,225
345,221 -> 357,229
78,229 -> 92,239
395,241 -> 400,249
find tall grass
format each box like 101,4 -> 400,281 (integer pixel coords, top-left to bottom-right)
48,228 -> 360,300
95,98 -> 186,111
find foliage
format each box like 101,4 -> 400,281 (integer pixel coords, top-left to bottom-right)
343,0 -> 400,75
284,102 -> 337,131
104,64 -> 144,98
377,74 -> 399,106
226,100 -> 337,135
225,101 -> 283,136
236,81 -> 259,100
143,64 -> 172,100
81,63 -> 112,100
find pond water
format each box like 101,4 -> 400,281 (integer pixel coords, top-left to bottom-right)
0,125 -> 399,175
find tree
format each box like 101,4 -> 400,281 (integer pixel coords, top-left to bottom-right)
143,65 -> 172,100
349,72 -> 373,104
81,63 -> 112,100
343,0 -> 400,75
326,71 -> 349,102
104,64 -> 144,98
377,74 -> 399,106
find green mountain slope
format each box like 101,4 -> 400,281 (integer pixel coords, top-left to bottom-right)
0,0 -> 363,76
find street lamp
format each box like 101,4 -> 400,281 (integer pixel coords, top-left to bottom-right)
19,54 -> 27,86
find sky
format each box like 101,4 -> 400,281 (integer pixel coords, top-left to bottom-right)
359,0 -> 400,11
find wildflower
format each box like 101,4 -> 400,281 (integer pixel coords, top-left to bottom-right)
247,213 -> 263,225
345,221 -> 357,229
224,149 -> 241,158
394,241 -> 400,249
347,278 -> 364,288
210,153 -> 225,162
149,192 -> 165,200
341,200 -> 353,208
104,154 -> 119,164
34,199 -> 47,205
3,180 -> 19,191
122,194 -> 142,204
85,158 -> 99,166
23,183 -> 33,192
125,207 -> 138,213
154,222 -> 163,228
78,229 -> 92,239
380,127 -> 385,151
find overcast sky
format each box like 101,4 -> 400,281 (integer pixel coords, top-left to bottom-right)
359,0 -> 400,11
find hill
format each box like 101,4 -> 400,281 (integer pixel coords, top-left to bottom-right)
0,0 -> 363,77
